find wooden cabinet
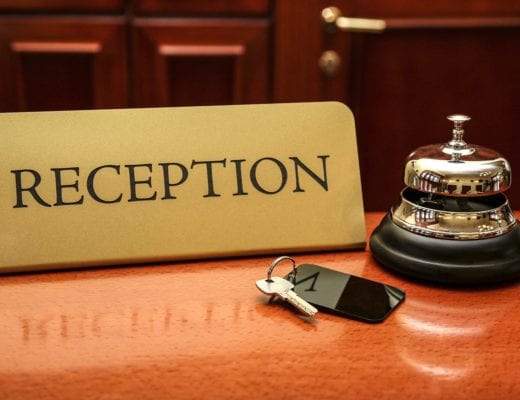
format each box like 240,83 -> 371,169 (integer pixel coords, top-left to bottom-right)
0,17 -> 127,111
0,0 -> 124,12
133,0 -> 270,15
132,18 -> 269,107
0,1 -> 270,112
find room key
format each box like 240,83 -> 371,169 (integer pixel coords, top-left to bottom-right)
256,276 -> 318,317
256,256 -> 317,317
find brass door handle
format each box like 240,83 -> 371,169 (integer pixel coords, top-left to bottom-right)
322,6 -> 386,33
322,6 -> 520,32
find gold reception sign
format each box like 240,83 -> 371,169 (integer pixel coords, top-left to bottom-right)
0,102 -> 365,273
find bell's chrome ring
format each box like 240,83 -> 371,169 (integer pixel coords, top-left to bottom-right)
391,188 -> 517,240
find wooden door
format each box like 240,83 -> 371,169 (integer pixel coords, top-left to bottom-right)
275,1 -> 520,210
132,18 -> 270,107
0,17 -> 128,112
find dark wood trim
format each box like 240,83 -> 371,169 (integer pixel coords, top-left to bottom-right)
385,17 -> 520,30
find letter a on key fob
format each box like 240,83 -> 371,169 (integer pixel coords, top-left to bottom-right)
256,256 -> 318,317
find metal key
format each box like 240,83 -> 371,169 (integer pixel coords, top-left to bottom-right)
256,276 -> 318,317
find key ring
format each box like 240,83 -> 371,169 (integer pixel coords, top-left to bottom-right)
267,256 -> 297,284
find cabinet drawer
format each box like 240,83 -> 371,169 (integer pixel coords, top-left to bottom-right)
0,0 -> 125,13
133,0 -> 270,16
0,17 -> 128,112
133,18 -> 270,107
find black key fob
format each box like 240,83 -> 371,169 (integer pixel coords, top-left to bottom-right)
287,264 -> 405,323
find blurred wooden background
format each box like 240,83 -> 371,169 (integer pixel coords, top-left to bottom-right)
0,0 -> 519,210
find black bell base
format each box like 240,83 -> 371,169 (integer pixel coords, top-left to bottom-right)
370,213 -> 520,285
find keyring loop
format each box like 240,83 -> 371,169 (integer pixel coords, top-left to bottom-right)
267,256 -> 297,283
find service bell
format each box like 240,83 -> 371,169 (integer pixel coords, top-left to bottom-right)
370,115 -> 520,284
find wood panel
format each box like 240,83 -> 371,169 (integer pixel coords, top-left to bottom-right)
0,0 -> 124,13
344,0 -> 520,18
0,212 -> 519,400
0,17 -> 128,112
273,1 -> 324,102
274,0 -> 520,211
133,0 -> 270,16
352,26 -> 520,211
132,18 -> 270,107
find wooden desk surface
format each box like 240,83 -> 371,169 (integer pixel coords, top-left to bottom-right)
1,212 -> 519,400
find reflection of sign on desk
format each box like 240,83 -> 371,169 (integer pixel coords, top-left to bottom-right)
0,267 -> 348,373
0,102 -> 365,273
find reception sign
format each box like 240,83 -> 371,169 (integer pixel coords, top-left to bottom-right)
0,102 -> 365,273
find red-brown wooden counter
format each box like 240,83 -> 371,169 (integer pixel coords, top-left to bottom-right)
1,212 -> 519,399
